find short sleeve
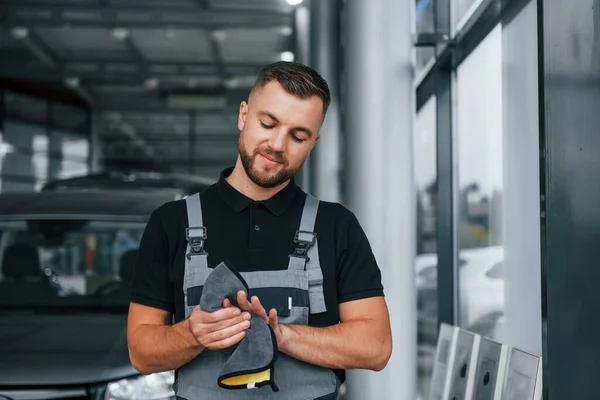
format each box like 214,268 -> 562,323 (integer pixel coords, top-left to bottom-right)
336,212 -> 385,303
130,207 -> 175,312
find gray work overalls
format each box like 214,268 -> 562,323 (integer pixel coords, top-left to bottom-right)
174,192 -> 341,400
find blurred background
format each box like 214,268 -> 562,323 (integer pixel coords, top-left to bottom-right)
0,0 -> 598,399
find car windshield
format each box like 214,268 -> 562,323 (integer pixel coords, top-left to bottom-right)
0,218 -> 144,312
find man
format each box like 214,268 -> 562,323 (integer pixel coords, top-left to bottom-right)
127,61 -> 392,400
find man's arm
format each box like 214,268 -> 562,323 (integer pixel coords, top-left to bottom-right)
127,302 -> 252,375
232,293 -> 392,371
127,303 -> 202,375
279,297 -> 392,371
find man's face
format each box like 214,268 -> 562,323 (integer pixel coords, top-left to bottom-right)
237,80 -> 323,188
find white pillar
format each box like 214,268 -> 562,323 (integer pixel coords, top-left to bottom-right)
294,5 -> 313,192
344,0 -> 416,399
309,0 -> 341,203
501,0 -> 542,355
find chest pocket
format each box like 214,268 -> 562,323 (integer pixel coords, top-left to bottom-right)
249,287 -> 310,318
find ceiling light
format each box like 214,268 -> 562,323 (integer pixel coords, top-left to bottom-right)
65,77 -> 80,88
144,77 -> 159,89
11,27 -> 29,40
225,78 -> 240,89
211,29 -> 228,42
280,26 -> 293,36
0,142 -> 15,158
280,51 -> 295,62
112,27 -> 130,41
286,0 -> 303,5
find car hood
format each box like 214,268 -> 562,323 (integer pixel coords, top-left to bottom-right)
0,312 -> 138,388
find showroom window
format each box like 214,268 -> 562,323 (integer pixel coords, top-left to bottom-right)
455,23 -> 504,339
413,95 -> 438,400
0,90 -> 90,192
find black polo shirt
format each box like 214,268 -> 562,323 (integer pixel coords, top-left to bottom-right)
131,167 -> 385,382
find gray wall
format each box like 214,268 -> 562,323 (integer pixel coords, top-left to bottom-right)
540,0 -> 600,397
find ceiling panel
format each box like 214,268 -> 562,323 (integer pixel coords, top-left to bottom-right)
220,28 -> 290,63
108,0 -> 197,7
2,0 -> 296,173
35,27 -> 131,59
209,0 -> 294,13
130,28 -> 214,62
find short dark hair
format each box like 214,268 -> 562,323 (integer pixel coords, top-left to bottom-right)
250,61 -> 331,116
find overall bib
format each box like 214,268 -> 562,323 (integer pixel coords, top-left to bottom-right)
174,192 -> 341,400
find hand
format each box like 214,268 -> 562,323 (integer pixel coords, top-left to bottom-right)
223,291 -> 288,348
188,305 -> 252,350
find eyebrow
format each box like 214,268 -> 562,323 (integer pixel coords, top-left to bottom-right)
258,111 -> 314,138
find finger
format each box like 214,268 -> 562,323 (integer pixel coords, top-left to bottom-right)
268,308 -> 278,327
206,311 -> 252,333
251,296 -> 269,322
223,298 -> 233,308
208,330 -> 247,350
203,306 -> 241,323
237,290 -> 253,312
206,320 -> 250,346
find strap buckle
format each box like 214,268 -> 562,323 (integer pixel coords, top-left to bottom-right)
291,230 -> 316,259
186,226 -> 207,259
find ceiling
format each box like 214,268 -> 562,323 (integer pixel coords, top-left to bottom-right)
0,0 -> 302,179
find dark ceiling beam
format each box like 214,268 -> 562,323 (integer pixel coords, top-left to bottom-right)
0,59 -> 264,83
101,133 -> 240,143
5,4 -> 292,29
18,29 -> 60,69
6,1 -> 292,14
194,0 -> 227,82
102,157 -> 230,168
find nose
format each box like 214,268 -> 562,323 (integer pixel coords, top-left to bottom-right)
267,127 -> 286,152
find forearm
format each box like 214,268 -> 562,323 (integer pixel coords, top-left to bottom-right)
280,319 -> 391,371
128,319 -> 204,375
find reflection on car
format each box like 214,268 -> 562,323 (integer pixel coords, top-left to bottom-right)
41,170 -> 214,197
415,246 -> 504,400
0,190 -> 181,400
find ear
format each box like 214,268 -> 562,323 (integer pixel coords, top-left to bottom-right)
315,132 -> 321,143
238,101 -> 248,131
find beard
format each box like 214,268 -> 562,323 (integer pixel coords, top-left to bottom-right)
238,133 -> 301,189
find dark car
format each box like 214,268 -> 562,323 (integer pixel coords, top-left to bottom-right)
42,170 -> 215,197
0,190 -> 181,400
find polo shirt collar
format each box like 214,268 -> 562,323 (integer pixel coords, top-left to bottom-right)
216,167 -> 299,216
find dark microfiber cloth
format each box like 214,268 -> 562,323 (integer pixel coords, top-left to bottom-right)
199,262 -> 279,391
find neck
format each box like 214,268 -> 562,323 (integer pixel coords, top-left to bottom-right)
226,157 -> 290,201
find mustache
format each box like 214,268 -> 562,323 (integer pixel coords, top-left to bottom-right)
256,147 -> 286,164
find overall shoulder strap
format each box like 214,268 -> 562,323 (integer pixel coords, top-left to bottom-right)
288,194 -> 327,314
185,192 -> 208,263
183,193 -> 210,318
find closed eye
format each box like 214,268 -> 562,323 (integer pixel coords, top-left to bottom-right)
260,122 -> 274,129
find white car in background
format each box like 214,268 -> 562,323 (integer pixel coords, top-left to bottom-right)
416,245 -> 504,341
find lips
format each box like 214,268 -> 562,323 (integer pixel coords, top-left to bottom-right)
259,152 -> 282,164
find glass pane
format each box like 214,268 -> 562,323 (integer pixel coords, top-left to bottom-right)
453,0 -> 480,32
33,135 -> 49,190
455,24 -> 504,340
0,219 -> 144,309
60,160 -> 89,179
52,102 -> 88,133
4,91 -> 47,125
3,121 -> 43,151
415,47 -> 436,78
61,135 -> 90,160
414,95 -> 438,400
416,0 -> 435,34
